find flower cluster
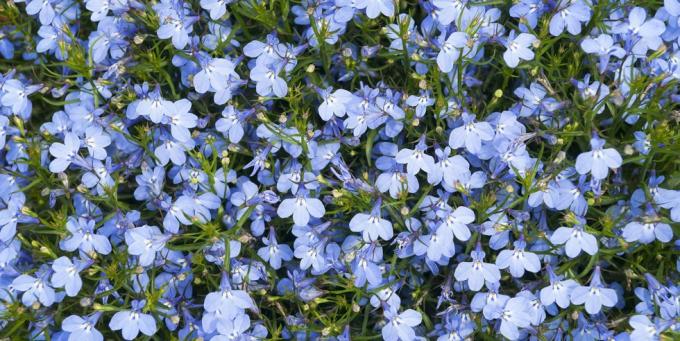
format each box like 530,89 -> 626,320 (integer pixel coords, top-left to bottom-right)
0,0 -> 679,340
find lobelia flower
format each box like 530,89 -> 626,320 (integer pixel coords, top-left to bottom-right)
193,56 -> 238,94
503,31 -> 536,68
200,0 -> 232,20
60,217 -> 112,255
83,126 -> 111,160
611,7 -> 666,55
449,112 -> 495,155
349,199 -> 394,242
49,132 -> 85,173
250,61 -> 288,97
628,315 -> 673,340
354,0 -> 394,19
395,136 -> 435,175
490,296 -> 532,340
0,202 -> 38,242
124,225 -> 168,266
632,131 -> 651,155
11,267 -> 56,307
277,189 -> 325,226
204,273 -> 257,318
154,132 -> 195,166
549,220 -> 598,258
381,308 -> 422,341
257,227 -> 293,269
156,12 -> 197,50
26,0 -> 56,25
570,266 -> 618,314
549,0 -> 591,36
437,31 -> 469,73
516,290 -> 546,326
405,91 -> 435,118
109,300 -> 158,340
51,256 -> 89,297
351,249 -> 383,287
471,282 -> 510,320
495,238 -> 541,278
166,99 -> 198,142
621,206 -> 673,244
575,136 -> 622,180
436,206 -> 475,242
580,34 -> 626,73
509,0 -> 546,29
454,244 -> 502,291
318,87 -> 355,121
540,265 -> 579,309
414,221 -> 456,261
216,105 -> 250,143
1,78 -> 41,116
61,313 -> 104,341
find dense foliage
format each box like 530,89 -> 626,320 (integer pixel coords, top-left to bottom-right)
0,0 -> 679,339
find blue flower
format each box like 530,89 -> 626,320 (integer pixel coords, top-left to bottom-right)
509,0 -> 546,29
193,56 -> 238,94
200,0 -> 231,20
11,268 -> 56,307
349,199 -> 393,242
167,99 -> 197,142
494,296 -> 532,340
580,34 -> 626,73
395,136 -> 435,175
124,225 -> 168,266
437,31 -> 469,73
549,0 -> 591,36
354,0 -> 394,19
250,62 -> 288,98
257,227 -> 293,269
414,221 -> 455,261
539,265 -> 579,309
351,250 -> 382,286
405,91 -> 435,118
549,221 -> 598,258
470,282 -> 509,320
575,136 -> 622,180
381,308 -> 422,341
154,132 -> 195,166
49,132 -> 84,173
61,313 -> 103,341
83,126 -> 111,160
318,87 -> 355,121
156,10 -> 197,49
0,201 -> 37,242
449,113 -> 495,154
437,206 -> 475,242
26,0 -> 56,25
1,78 -> 40,117
611,7 -> 666,55
216,105 -> 250,143
503,31 -> 536,68
204,273 -> 257,320
454,244 -> 501,291
277,190 -> 325,226
632,131 -> 651,155
51,256 -> 88,297
495,238 -> 541,278
60,217 -> 112,255
570,267 -> 618,314
622,210 -> 673,244
629,315 -> 672,340
109,300 -> 158,340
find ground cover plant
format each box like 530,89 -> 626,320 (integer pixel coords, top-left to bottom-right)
0,0 -> 679,339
